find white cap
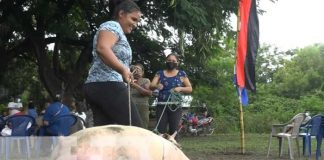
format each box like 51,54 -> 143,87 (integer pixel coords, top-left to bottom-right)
7,102 -> 17,108
16,102 -> 23,108
7,102 -> 23,109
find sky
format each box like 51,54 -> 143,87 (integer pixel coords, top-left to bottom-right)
258,0 -> 324,50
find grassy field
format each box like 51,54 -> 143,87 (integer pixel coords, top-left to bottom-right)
180,133 -> 316,160
1,133 -> 320,160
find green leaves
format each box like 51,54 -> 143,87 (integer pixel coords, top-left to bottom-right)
272,44 -> 324,98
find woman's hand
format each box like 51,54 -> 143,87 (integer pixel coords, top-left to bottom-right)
130,80 -> 138,88
156,83 -> 164,90
121,69 -> 132,83
173,87 -> 182,93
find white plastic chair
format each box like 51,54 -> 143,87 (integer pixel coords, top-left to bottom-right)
267,113 -> 306,159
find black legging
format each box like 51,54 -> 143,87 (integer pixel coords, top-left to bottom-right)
155,104 -> 182,135
83,81 -> 143,127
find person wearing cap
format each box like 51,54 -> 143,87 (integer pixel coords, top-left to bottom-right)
7,102 -> 24,117
1,102 -> 29,136
2,102 -> 19,120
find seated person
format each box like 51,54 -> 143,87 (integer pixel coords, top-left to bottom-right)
1,110 -> 9,118
1,102 -> 31,136
38,95 -> 70,136
65,97 -> 87,133
2,102 -> 24,121
7,102 -> 24,117
27,99 -> 38,119
71,101 -> 87,129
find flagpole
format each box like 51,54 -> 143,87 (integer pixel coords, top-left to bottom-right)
239,93 -> 245,154
237,1 -> 245,154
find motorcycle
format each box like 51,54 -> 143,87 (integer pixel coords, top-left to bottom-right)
178,111 -> 214,137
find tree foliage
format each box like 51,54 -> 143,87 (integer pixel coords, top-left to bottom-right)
272,44 -> 324,99
0,0 -> 238,100
3,0 -> 324,134
256,44 -> 295,83
243,44 -> 324,133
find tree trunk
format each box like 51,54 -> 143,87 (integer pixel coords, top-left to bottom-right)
31,35 -> 92,99
31,35 -> 62,98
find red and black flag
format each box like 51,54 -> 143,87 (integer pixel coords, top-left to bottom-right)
235,0 -> 259,105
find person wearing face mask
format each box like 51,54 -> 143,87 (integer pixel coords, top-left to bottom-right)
150,53 -> 192,137
130,63 -> 152,129
83,0 -> 143,127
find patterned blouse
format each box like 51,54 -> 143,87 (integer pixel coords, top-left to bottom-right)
85,21 -> 132,83
156,70 -> 187,102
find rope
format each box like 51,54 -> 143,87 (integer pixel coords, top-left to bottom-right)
153,94 -> 171,134
153,90 -> 188,133
128,69 -> 138,126
168,91 -> 183,112
128,81 -> 132,126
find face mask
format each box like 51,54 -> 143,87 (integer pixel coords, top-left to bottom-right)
166,62 -> 178,70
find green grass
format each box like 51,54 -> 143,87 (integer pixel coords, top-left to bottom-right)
1,133 -> 319,160
180,133 -> 316,160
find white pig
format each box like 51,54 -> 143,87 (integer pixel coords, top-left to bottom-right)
50,125 -> 189,160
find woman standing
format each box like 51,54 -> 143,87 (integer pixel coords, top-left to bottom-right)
130,63 -> 152,129
150,53 -> 192,135
83,0 -> 143,127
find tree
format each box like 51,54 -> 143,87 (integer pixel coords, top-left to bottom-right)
256,44 -> 295,83
272,44 -> 324,98
0,0 -> 238,100
0,0 -> 95,99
